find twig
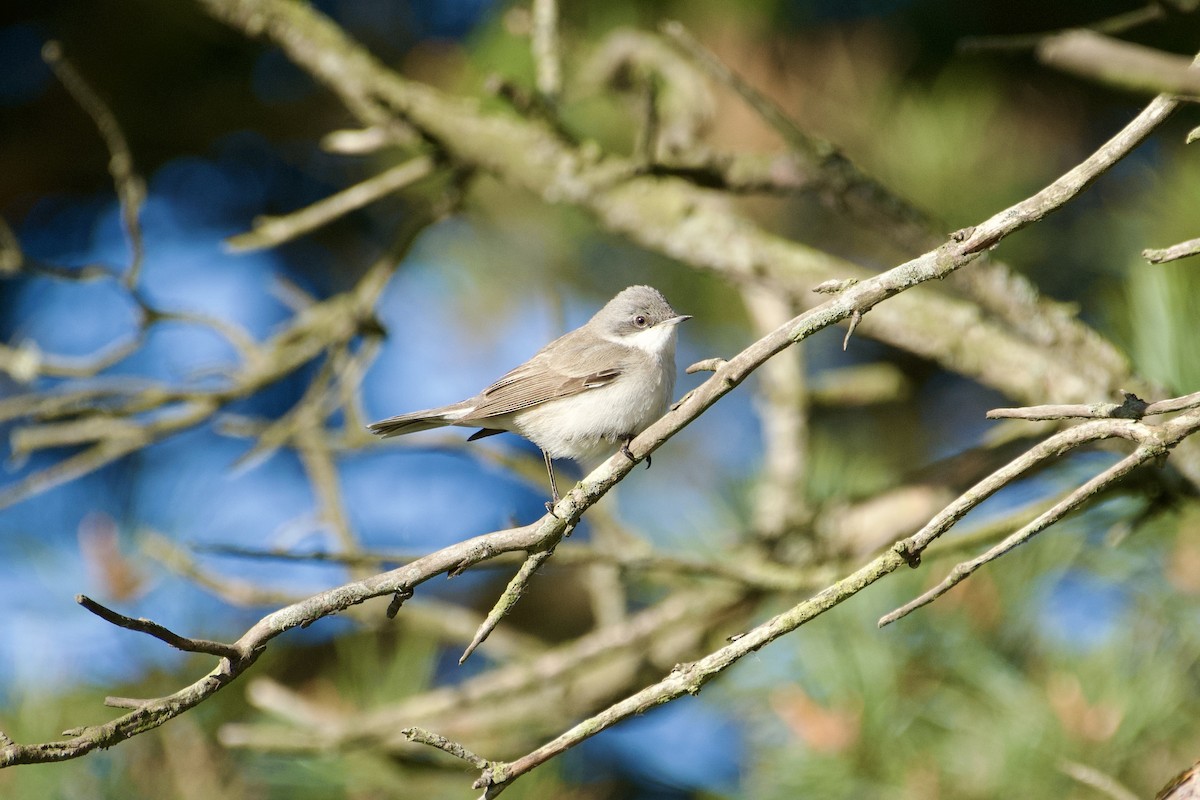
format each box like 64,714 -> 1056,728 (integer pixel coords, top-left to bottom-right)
225,155 -> 437,252
42,41 -> 146,289
1059,758 -> 1141,800
634,71 -> 660,165
218,586 -> 741,755
460,549 -> 556,664
1037,30 -> 1200,96
293,368 -> 361,556
659,20 -> 815,157
959,5 -> 1166,53
77,595 -> 242,659
0,216 -> 22,275
988,393 -> 1149,420
879,406 -> 1200,627
741,284 -> 808,542
475,545 -> 912,796
1146,391 -> 1200,416
685,357 -> 725,374
402,726 -> 489,769
530,0 -> 561,105
193,539 -> 825,591
988,390 -> 1200,420
142,532 -> 303,607
1144,236 -> 1200,264
0,203 -> 438,512
867,419 -> 1143,572
658,21 -> 1144,396
879,445 -> 1153,626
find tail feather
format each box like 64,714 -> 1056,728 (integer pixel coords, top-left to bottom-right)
367,402 -> 472,438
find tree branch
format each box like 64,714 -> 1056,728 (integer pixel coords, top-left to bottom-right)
1143,236 -> 1200,264
878,405 -> 1200,626
1037,30 -> 1200,96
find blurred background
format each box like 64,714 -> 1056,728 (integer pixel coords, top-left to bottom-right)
2,0 -> 1200,798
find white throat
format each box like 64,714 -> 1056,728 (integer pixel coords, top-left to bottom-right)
608,324 -> 678,356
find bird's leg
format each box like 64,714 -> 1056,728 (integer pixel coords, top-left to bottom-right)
543,450 -> 560,513
620,436 -> 651,469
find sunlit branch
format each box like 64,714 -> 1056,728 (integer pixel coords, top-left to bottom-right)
1143,236 -> 1200,264
878,405 -> 1200,627
1037,30 -> 1200,96
225,155 -> 437,252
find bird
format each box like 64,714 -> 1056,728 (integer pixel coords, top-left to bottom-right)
368,285 -> 690,506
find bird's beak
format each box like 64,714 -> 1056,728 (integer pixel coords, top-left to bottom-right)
666,314 -> 692,325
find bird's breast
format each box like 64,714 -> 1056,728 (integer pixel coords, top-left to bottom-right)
513,362 -> 673,462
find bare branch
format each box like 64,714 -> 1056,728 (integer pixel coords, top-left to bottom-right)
1059,759 -> 1141,800
880,442 -> 1156,626
741,284 -> 808,542
530,0 -> 561,105
460,549 -> 557,664
988,390 -> 1200,420
476,546 -> 911,796
1144,236 -> 1200,264
879,406 -> 1200,626
225,155 -> 437,252
1037,30 -> 1200,96
42,41 -> 146,289
0,216 -> 22,275
0,514 -> 558,767
959,5 -> 1166,53
987,392 -> 1149,420
77,595 -> 243,659
402,726 -> 490,769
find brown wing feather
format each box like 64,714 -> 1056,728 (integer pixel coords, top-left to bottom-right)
465,328 -> 625,419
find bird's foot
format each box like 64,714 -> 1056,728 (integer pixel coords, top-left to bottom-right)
620,438 -> 651,469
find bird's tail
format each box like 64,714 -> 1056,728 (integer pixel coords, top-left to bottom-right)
367,402 -> 472,438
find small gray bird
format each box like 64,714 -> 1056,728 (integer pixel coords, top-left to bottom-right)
368,285 -> 690,505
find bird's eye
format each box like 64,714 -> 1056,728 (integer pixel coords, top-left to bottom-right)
634,315 -> 648,328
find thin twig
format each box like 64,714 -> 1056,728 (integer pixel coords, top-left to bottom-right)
879,407 -> 1200,627
1143,236 -> 1200,264
741,284 -> 808,543
530,0 -> 561,105
460,549 -> 556,664
1058,758 -> 1141,800
77,595 -> 242,659
879,447 -> 1153,626
402,727 -> 490,769
868,419 -> 1143,571
474,545 -> 912,796
988,393 -> 1149,420
959,4 -> 1166,53
988,390 -> 1200,420
0,216 -> 22,275
1037,30 -> 1200,96
42,41 -> 146,289
226,155 -> 437,252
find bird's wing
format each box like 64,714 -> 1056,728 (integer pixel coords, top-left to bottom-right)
463,331 -> 624,419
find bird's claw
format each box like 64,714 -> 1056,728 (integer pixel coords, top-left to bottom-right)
620,439 -> 651,469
